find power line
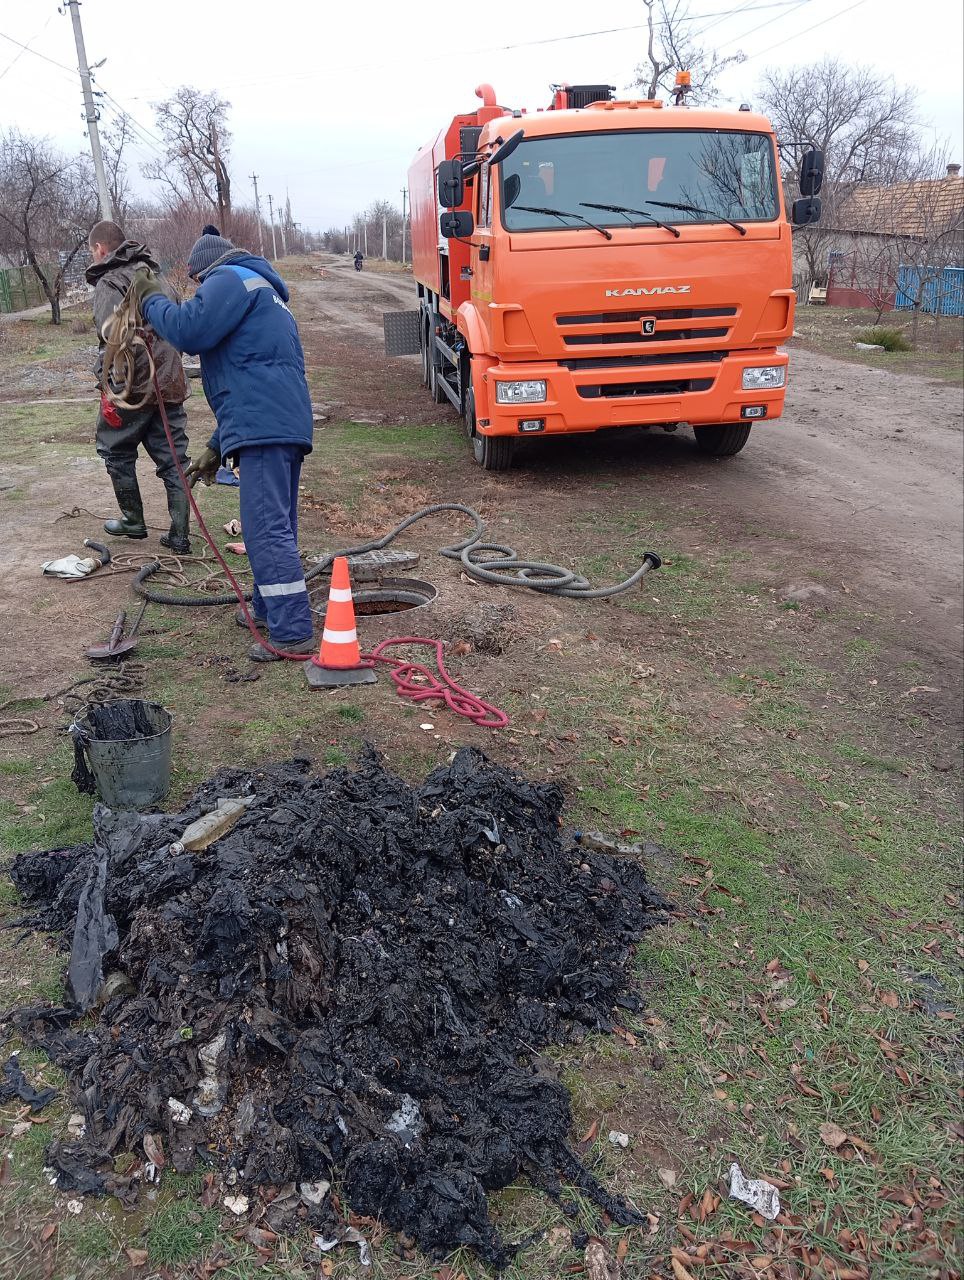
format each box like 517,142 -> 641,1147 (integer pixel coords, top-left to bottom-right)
0,28 -> 75,77
140,1 -> 805,96
0,14 -> 54,81
690,0 -> 770,39
713,0 -> 815,50
740,0 -> 869,60
97,86 -> 165,153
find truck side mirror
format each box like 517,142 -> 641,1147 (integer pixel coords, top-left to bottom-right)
440,210 -> 475,239
791,196 -> 822,226
488,129 -> 525,167
799,149 -> 824,197
437,159 -> 464,209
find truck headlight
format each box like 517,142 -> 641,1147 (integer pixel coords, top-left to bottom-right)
495,379 -> 547,404
742,365 -> 785,390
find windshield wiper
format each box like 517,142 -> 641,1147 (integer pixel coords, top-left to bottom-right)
580,202 -> 681,238
512,205 -> 613,240
645,199 -> 747,235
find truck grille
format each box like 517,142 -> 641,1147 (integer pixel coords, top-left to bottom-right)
564,327 -> 728,346
556,304 -> 737,351
561,351 -> 725,370
578,377 -> 714,400
558,306 -> 737,325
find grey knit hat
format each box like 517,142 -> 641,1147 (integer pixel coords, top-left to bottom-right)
187,228 -> 235,280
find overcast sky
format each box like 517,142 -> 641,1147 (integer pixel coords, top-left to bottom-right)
1,0 -> 961,235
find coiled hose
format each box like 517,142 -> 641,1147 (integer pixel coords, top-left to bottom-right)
133,503 -> 660,605
101,292 -> 661,607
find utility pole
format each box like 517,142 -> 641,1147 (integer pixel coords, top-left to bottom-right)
65,0 -> 111,220
250,173 -> 265,256
363,221 -> 368,257
400,187 -> 408,265
267,194 -> 279,260
280,191 -> 289,258
382,209 -> 388,260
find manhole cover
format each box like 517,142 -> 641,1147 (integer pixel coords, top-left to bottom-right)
308,549 -> 420,582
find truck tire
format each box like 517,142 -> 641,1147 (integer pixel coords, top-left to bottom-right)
461,363 -> 475,439
429,345 -> 447,404
693,423 -> 752,456
472,431 -> 515,471
419,318 -> 431,387
465,380 -> 514,470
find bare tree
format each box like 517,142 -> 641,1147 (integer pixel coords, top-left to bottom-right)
126,200 -> 277,296
321,226 -> 349,254
758,57 -> 920,291
0,131 -> 97,323
635,0 -> 745,103
101,115 -> 135,224
144,87 -> 232,231
873,149 -> 963,342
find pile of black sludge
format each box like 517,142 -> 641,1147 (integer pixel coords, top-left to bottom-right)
8,747 -> 668,1267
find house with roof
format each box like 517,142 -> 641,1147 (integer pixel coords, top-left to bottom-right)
819,163 -> 964,313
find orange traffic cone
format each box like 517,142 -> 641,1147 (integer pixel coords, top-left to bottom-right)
305,556 -> 377,688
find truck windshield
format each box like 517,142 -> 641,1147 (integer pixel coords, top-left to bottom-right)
500,129 -> 778,232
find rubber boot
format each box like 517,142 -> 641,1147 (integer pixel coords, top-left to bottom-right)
159,489 -> 192,555
104,479 -> 148,540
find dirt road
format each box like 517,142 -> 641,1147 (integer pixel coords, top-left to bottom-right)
309,259 -> 963,669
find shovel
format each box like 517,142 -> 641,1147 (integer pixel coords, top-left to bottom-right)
86,598 -> 149,661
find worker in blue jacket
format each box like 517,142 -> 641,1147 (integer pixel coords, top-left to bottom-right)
132,227 -> 315,661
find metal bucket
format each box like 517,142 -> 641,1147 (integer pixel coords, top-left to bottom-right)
71,698 -> 173,809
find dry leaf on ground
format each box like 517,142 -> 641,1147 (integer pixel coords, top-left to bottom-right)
819,1121 -> 848,1149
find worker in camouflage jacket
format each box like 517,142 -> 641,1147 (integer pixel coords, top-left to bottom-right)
86,221 -> 192,553
132,226 -> 315,661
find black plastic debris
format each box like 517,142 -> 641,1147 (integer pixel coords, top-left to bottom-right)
8,748 -> 669,1266
0,1053 -> 58,1112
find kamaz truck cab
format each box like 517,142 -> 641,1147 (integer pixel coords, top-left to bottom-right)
396,80 -> 823,469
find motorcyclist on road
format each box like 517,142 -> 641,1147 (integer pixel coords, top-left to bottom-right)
353,250 -> 364,271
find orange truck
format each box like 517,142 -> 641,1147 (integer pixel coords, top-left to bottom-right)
386,80 -> 823,470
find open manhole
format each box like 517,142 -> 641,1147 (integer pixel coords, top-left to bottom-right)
352,576 -> 437,618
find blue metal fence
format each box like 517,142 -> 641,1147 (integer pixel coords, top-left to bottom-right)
895,265 -> 964,316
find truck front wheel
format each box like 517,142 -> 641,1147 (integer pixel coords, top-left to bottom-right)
693,423 -> 752,456
465,381 -> 514,471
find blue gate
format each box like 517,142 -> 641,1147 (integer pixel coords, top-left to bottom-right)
895,265 -> 964,316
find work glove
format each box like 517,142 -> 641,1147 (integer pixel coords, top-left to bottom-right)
185,446 -> 220,488
100,391 -> 123,428
41,554 -> 105,579
130,269 -> 164,310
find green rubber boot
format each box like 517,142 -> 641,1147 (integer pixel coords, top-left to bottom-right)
104,480 -> 148,540
159,489 -> 191,555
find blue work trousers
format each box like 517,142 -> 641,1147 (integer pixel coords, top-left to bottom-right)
237,444 -> 314,644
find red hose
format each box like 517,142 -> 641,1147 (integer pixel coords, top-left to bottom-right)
151,373 -> 509,728
367,638 -> 509,729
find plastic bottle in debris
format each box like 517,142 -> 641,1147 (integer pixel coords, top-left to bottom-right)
169,797 -> 254,854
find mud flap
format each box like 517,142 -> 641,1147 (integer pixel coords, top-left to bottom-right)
383,310 -> 421,357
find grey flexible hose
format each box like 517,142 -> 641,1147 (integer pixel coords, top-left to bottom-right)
132,503 -> 660,605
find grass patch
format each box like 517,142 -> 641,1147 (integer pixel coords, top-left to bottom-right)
0,759 -> 32,776
0,758 -> 94,855
854,325 -> 912,352
145,1176 -> 221,1265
